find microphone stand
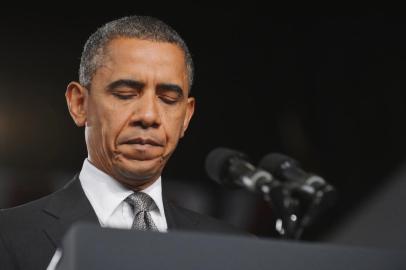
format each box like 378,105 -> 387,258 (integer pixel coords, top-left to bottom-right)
259,182 -> 332,240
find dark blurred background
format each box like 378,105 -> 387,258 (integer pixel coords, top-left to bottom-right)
1,6 -> 405,248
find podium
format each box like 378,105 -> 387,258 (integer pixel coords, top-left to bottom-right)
56,223 -> 405,270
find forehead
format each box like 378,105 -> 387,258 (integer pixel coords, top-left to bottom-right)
94,38 -> 188,89
104,37 -> 186,63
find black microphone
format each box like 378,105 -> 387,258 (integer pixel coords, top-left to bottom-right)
205,147 -> 280,194
259,153 -> 336,204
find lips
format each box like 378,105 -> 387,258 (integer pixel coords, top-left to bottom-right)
118,136 -> 164,160
121,137 -> 163,147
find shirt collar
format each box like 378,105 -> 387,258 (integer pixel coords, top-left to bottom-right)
79,159 -> 165,226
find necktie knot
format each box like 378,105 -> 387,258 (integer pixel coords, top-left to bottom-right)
125,192 -> 158,231
125,192 -> 157,212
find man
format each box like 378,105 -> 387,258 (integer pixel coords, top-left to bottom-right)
0,15 -> 243,270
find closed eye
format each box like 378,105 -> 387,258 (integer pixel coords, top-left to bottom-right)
106,79 -> 144,100
156,83 -> 184,105
159,94 -> 179,104
112,92 -> 138,100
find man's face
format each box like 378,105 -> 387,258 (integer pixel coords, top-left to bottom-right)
68,38 -> 194,190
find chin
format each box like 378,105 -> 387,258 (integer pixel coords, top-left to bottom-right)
113,157 -> 163,184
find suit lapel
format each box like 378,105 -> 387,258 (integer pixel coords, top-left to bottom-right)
41,175 -> 199,246
163,196 -> 199,231
42,175 -> 98,247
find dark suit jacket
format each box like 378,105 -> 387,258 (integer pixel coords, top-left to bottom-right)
0,175 -> 244,270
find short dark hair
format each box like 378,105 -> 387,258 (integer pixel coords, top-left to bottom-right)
79,15 -> 194,90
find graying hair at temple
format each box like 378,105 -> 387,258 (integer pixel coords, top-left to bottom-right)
79,15 -> 194,91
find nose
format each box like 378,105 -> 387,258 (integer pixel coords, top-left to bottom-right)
130,91 -> 161,129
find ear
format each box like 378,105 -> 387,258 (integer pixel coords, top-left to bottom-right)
65,81 -> 88,127
180,97 -> 195,138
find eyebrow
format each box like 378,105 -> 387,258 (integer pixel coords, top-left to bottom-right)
105,79 -> 184,97
156,83 -> 184,97
106,79 -> 145,91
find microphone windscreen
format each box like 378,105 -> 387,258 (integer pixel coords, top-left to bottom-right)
204,147 -> 246,185
259,153 -> 299,174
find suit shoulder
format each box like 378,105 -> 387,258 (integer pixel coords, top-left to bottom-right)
0,177 -> 75,222
0,185 -> 68,235
0,192 -> 54,221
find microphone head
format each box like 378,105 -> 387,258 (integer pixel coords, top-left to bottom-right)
259,153 -> 299,176
260,153 -> 337,201
205,147 -> 247,187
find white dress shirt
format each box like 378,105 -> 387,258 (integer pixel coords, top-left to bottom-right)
47,159 -> 168,270
79,158 -> 168,231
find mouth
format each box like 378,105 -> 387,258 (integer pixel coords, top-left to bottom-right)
122,137 -> 163,147
116,137 -> 165,161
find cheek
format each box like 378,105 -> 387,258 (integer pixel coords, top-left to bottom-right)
162,111 -> 187,142
88,102 -> 129,147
